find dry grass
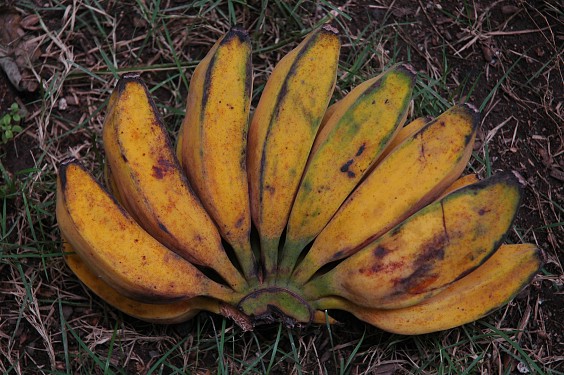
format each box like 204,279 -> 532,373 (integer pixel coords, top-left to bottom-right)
0,0 -> 562,373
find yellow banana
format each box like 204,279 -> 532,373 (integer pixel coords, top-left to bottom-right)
176,28 -> 257,279
247,25 -> 341,276
377,115 -> 431,161
314,244 -> 542,334
292,104 -> 479,284
279,64 -> 416,274
303,173 -> 522,309
437,173 -> 479,198
103,162 -> 123,203
56,161 -> 240,304
102,74 -> 247,291
63,242 -> 215,324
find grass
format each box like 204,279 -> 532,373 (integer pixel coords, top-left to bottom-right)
1,0 -> 562,374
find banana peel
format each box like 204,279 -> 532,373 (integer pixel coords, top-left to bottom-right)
56,26 -> 542,334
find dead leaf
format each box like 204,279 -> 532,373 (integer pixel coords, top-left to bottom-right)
0,8 -> 40,92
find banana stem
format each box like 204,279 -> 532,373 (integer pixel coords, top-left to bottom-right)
209,287 -> 246,306
277,239 -> 303,277
311,296 -> 348,311
290,258 -> 317,286
301,276 -> 331,302
232,242 -> 259,281
260,236 -> 279,277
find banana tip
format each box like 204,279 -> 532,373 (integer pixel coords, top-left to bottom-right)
121,72 -> 141,79
322,24 -> 339,35
400,63 -> 417,76
225,26 -> 250,43
463,102 -> 479,114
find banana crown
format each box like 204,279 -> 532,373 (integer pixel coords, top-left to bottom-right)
57,26 -> 541,334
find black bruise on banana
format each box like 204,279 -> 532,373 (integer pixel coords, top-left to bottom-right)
355,143 -> 366,156
338,143 -> 368,179
383,236 -> 447,295
373,245 -> 389,259
340,159 -> 356,178
200,46 -> 218,124
157,221 -> 171,235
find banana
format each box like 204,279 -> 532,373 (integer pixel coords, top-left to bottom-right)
437,173 -> 479,198
292,104 -> 479,285
176,28 -> 257,279
314,244 -> 542,334
63,242 -> 215,324
247,25 -> 341,276
56,161 -> 240,304
102,74 -> 247,291
103,162 -> 123,203
279,64 -> 416,274
377,116 -> 431,161
303,173 -> 522,309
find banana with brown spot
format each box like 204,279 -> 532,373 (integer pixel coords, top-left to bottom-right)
177,28 -> 257,279
279,64 -> 416,274
313,243 -> 542,334
292,104 -> 480,284
303,173 -> 522,309
57,161 -> 241,304
247,25 -> 341,276
103,75 -> 247,291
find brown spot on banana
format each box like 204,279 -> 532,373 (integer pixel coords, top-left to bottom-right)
152,157 -> 176,179
373,246 -> 389,258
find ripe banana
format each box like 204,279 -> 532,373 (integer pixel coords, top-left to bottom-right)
303,173 -> 522,309
56,161 -> 240,304
377,115 -> 431,161
292,104 -> 479,285
63,242 -> 213,324
314,244 -> 542,334
247,25 -> 341,276
176,27 -> 257,279
102,74 -> 247,291
279,64 -> 416,274
437,173 -> 479,198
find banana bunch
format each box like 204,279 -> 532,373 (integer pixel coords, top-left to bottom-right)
57,26 -> 542,334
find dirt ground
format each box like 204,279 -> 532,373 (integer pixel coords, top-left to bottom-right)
0,0 -> 562,373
